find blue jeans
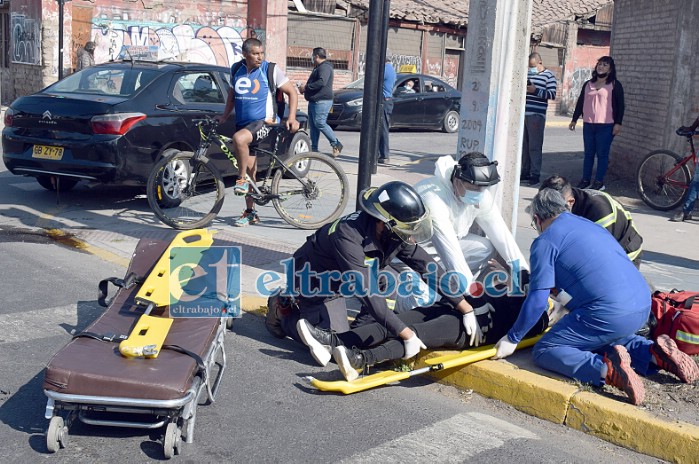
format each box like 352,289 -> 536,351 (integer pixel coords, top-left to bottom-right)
682,179 -> 699,214
532,308 -> 654,385
582,123 -> 615,182
308,100 -> 339,151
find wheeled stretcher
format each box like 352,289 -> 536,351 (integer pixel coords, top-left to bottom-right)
42,230 -> 232,458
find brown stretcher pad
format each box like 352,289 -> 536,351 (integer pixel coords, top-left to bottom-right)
43,235 -> 221,401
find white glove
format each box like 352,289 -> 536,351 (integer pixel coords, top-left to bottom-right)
462,311 -> 485,347
548,290 -> 572,326
494,335 -> 517,359
402,334 -> 427,359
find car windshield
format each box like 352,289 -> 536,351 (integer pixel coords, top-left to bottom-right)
45,67 -> 161,97
345,77 -> 365,89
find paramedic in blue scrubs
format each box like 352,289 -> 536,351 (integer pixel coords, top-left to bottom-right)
494,188 -> 699,405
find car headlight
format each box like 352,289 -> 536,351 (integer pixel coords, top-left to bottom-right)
346,98 -> 363,107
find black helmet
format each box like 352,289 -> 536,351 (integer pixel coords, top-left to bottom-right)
358,181 -> 433,243
452,152 -> 500,186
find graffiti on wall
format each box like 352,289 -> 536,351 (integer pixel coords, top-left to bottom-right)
11,14 -> 41,65
566,68 -> 592,108
85,13 -> 265,66
88,20 -> 264,68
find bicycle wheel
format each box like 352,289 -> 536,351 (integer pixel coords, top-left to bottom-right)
147,151 -> 226,229
636,149 -> 690,211
271,152 -> 350,229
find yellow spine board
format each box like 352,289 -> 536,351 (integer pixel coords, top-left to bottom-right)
310,332 -> 546,394
121,229 -> 215,359
135,229 -> 215,308
119,315 -> 174,358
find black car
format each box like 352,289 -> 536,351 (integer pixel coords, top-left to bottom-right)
327,73 -> 461,133
2,61 -> 310,191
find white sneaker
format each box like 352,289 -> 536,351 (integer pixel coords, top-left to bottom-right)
296,319 -> 331,367
333,346 -> 358,381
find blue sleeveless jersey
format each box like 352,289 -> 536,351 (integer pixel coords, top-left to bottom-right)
232,61 -> 277,127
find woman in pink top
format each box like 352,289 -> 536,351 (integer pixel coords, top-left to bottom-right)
568,56 -> 625,191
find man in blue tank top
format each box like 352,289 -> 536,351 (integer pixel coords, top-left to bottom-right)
217,38 -> 300,227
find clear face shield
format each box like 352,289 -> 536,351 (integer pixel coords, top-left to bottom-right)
391,211 -> 434,244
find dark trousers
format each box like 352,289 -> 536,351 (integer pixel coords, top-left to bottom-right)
379,99 -> 393,160
522,114 -> 546,179
339,296 -> 548,367
338,304 -> 466,366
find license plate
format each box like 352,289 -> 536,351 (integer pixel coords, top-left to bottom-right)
32,145 -> 64,160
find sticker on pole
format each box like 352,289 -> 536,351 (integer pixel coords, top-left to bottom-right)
168,246 -> 241,318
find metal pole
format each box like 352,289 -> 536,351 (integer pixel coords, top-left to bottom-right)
355,0 -> 388,209
58,0 -> 65,80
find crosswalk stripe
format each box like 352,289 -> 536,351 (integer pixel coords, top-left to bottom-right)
340,412 -> 538,463
0,304 -> 97,344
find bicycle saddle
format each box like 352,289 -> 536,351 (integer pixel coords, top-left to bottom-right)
676,126 -> 698,137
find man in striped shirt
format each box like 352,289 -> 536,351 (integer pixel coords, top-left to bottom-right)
521,52 -> 557,186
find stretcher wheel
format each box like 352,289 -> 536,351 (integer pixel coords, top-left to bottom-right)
163,422 -> 181,459
46,416 -> 68,453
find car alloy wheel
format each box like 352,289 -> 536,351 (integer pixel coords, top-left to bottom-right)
443,110 -> 460,133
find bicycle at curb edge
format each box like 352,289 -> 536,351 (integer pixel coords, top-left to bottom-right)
147,116 -> 350,229
636,126 -> 698,211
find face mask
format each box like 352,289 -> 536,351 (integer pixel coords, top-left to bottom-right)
528,67 -> 538,75
460,189 -> 483,205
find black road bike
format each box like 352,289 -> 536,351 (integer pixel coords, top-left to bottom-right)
147,117 -> 350,229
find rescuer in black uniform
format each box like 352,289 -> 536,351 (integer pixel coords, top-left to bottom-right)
539,175 -> 643,266
265,181 -> 486,364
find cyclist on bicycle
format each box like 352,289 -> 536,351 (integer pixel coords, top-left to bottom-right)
671,116 -> 699,222
217,38 -> 300,227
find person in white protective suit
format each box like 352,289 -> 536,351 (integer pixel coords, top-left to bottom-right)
394,152 -> 530,313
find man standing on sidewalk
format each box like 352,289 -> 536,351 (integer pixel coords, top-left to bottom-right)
299,48 -> 343,157
521,52 -> 557,186
378,56 -> 397,164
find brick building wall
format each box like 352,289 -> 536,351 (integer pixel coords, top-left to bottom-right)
609,0 -> 699,181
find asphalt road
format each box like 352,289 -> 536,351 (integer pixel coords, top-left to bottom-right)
0,125 -> 668,462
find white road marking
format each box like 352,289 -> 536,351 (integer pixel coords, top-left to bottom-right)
341,412 -> 538,463
0,304 -> 92,344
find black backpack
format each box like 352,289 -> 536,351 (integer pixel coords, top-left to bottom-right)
230,60 -> 287,119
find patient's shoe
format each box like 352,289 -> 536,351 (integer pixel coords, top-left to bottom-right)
296,319 -> 337,367
332,346 -> 366,382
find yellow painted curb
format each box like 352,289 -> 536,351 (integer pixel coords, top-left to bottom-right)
419,352 -> 576,424
568,391 -> 699,463
46,229 -> 131,268
242,294 -> 269,317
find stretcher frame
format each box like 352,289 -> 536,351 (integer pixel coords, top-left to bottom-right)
42,231 -> 232,458
43,318 -> 226,458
